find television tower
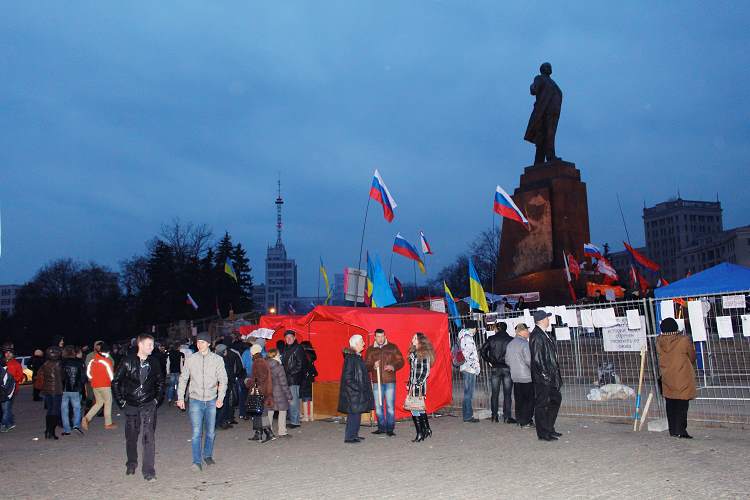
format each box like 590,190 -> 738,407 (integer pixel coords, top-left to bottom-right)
275,176 -> 284,246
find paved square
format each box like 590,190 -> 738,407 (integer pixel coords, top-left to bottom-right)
2,386 -> 748,499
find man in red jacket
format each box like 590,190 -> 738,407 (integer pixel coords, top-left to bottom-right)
2,345 -> 25,432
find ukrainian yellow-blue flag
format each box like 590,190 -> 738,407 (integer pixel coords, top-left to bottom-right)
444,281 -> 462,328
224,260 -> 238,281
367,253 -> 396,308
468,258 -> 489,312
320,257 -> 331,304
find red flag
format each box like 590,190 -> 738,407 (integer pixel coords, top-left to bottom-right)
567,253 -> 580,280
563,251 -> 577,302
636,268 -> 650,295
624,241 -> 660,272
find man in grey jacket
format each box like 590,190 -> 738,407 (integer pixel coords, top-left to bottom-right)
505,323 -> 534,428
176,333 -> 228,472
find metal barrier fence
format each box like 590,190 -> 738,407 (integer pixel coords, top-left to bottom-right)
446,290 -> 750,426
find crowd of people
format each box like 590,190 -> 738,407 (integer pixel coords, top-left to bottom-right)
0,311 -> 698,481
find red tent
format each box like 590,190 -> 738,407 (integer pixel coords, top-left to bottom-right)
241,306 -> 452,419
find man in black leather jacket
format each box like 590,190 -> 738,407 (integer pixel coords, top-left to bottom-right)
112,334 -> 164,481
480,322 -> 516,423
281,330 -> 307,428
529,310 -> 563,442
61,346 -> 86,435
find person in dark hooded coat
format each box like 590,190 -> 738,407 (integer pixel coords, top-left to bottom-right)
338,335 -> 374,443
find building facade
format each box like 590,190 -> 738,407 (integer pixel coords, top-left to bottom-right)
643,198 -> 723,281
259,180 -> 298,313
0,284 -> 21,317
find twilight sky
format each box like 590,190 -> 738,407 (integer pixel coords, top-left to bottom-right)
1,1 -> 749,295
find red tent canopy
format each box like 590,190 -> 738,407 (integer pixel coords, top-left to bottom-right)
242,306 -> 452,419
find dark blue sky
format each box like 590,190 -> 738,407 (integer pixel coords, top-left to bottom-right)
1,2 -> 748,295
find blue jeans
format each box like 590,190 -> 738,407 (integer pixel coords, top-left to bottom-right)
1,398 -> 13,427
166,373 -> 180,402
61,392 -> 81,432
189,399 -> 216,465
373,382 -> 396,432
288,385 -> 300,425
462,372 -> 477,421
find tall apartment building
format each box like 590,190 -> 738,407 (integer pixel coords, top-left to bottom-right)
643,198 -> 723,281
263,181 -> 298,312
0,284 -> 21,317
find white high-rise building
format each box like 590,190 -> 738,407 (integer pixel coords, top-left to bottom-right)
263,180 -> 297,312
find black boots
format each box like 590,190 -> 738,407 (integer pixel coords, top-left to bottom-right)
44,416 -> 58,440
420,414 -> 432,439
249,430 -> 261,441
411,416 -> 424,443
261,428 -> 276,443
411,414 -> 431,442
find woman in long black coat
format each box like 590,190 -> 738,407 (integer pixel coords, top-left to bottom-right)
338,334 -> 374,444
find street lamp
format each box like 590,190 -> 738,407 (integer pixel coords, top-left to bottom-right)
269,307 -> 277,314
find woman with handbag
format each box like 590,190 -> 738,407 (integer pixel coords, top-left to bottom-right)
406,332 -> 435,443
245,344 -> 275,443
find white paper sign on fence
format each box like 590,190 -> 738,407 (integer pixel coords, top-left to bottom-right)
593,308 -> 618,328
580,309 -> 594,328
603,317 -> 646,351
716,316 -> 734,338
542,306 -> 557,325
555,326 -> 571,341
564,308 -> 579,327
555,306 -> 567,323
687,300 -> 708,341
626,309 -> 641,330
660,300 -> 675,320
722,294 -> 745,309
741,315 -> 750,337
675,318 -> 686,332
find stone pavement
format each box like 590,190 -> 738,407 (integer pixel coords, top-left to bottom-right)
2,386 -> 749,499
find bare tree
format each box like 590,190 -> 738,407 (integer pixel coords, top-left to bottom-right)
159,218 -> 213,265
470,226 -> 500,291
120,256 -> 149,296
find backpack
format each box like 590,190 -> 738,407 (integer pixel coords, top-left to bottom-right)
0,366 -> 16,402
451,342 -> 465,368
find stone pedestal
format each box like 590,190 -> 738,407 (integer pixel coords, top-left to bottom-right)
494,160 -> 590,304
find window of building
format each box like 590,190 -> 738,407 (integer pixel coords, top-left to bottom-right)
0,289 -> 9,296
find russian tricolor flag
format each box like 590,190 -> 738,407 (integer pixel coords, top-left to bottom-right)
369,169 -> 397,222
584,243 -> 603,259
419,230 -> 433,255
392,233 -> 425,273
494,185 -> 529,229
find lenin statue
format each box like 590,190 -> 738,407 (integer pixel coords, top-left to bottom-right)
524,62 -> 562,164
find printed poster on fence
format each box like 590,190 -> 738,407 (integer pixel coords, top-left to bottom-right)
603,317 -> 646,352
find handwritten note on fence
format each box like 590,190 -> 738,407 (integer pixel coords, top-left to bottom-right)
603,317 -> 646,352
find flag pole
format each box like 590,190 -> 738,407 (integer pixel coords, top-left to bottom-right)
355,197 -> 372,308
412,260 -> 418,302
317,256 -> 321,303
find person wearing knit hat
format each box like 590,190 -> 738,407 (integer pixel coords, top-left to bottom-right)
246,343 -> 275,443
266,348 -> 293,438
657,317 -> 697,438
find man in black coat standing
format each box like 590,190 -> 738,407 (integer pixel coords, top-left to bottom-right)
112,334 -> 165,481
338,334 -> 374,443
480,321 -> 516,423
529,310 -> 563,442
281,330 -> 307,429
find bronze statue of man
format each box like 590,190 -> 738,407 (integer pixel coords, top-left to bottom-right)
524,62 -> 562,164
